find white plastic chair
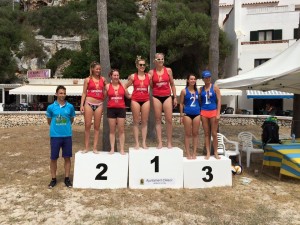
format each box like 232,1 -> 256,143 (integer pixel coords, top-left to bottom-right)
217,133 -> 241,164
238,132 -> 264,168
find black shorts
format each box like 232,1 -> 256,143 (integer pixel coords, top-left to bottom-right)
107,108 -> 126,118
184,114 -> 200,120
153,95 -> 171,104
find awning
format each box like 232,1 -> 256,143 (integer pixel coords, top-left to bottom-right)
246,90 -> 294,99
9,85 -> 83,96
9,84 -> 243,97
127,86 -> 242,96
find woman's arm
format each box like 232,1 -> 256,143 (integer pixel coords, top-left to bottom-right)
167,67 -> 177,107
125,74 -> 134,89
214,84 -> 222,119
122,83 -> 131,99
179,89 -> 186,124
80,78 -> 89,113
149,69 -> 153,88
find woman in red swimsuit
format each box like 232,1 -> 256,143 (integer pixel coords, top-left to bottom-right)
80,61 -> 106,154
126,56 -> 151,149
149,53 -> 177,149
106,69 -> 131,154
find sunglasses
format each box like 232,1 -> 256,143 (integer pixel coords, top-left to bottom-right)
155,58 -> 164,61
139,64 -> 146,67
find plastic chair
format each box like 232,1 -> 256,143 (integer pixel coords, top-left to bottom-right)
238,132 -> 264,168
217,133 -> 241,164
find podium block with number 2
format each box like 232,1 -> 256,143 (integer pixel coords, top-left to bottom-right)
129,147 -> 183,189
73,151 -> 128,189
183,155 -> 232,188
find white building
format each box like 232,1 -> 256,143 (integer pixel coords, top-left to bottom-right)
219,0 -> 300,115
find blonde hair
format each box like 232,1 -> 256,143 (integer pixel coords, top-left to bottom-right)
89,61 -> 101,77
154,52 -> 165,59
135,55 -> 146,66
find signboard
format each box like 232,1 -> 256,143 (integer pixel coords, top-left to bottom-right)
27,69 -> 51,79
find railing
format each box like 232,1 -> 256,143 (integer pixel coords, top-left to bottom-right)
241,40 -> 289,45
247,6 -> 291,15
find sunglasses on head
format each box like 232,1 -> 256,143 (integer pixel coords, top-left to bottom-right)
155,58 -> 164,61
139,64 -> 146,67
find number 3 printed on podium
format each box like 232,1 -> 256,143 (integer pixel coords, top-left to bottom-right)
202,166 -> 213,182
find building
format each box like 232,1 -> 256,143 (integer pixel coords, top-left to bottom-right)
219,0 -> 300,115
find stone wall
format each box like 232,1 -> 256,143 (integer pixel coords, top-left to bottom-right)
0,112 -> 292,129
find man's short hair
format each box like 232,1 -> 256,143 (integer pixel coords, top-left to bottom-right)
56,85 -> 66,93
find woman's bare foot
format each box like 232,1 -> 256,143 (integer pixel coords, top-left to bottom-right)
214,153 -> 221,159
186,152 -> 191,159
167,143 -> 172,149
120,150 -> 125,155
93,150 -> 100,154
204,154 -> 210,160
192,154 -> 197,159
109,150 -> 115,154
142,143 -> 148,149
81,150 -> 89,153
157,142 -> 163,149
134,144 -> 140,150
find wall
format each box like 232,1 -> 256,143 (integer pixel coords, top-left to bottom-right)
0,112 -> 292,129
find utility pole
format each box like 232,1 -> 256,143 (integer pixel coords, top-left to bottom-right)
12,0 -> 14,11
292,14 -> 300,137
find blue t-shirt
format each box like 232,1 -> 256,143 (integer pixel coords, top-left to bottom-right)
183,88 -> 201,115
46,101 -> 75,137
200,84 -> 217,111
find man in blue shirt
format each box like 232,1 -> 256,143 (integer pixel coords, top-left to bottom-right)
46,85 -> 76,188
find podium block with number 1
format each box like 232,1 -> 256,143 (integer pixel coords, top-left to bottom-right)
129,147 -> 184,189
73,151 -> 128,189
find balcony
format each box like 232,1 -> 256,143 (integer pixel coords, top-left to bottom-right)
247,6 -> 291,15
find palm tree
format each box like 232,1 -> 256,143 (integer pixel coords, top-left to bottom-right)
97,0 -> 111,151
209,0 -> 219,81
147,0 -> 158,141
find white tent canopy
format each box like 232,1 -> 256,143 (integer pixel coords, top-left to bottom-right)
216,40 -> 300,94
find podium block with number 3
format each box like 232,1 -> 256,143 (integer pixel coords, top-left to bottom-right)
183,155 -> 232,188
129,147 -> 184,189
73,151 -> 128,189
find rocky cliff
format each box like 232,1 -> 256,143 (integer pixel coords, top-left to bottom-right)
16,0 -> 151,74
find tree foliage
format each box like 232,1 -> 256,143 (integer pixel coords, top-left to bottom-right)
0,0 -> 231,82
0,5 -> 22,82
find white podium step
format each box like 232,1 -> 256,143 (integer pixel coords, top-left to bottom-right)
183,155 -> 232,188
128,147 -> 184,189
73,151 -> 128,189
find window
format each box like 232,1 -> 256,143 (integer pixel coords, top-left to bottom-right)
250,29 -> 282,41
294,28 -> 300,39
254,58 -> 270,67
0,89 -> 2,103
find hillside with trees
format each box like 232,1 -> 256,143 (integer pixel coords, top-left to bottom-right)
0,0 -> 230,82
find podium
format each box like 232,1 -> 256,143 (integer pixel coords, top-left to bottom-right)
183,155 -> 232,188
73,151 -> 128,189
72,148 -> 232,189
128,147 -> 184,189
